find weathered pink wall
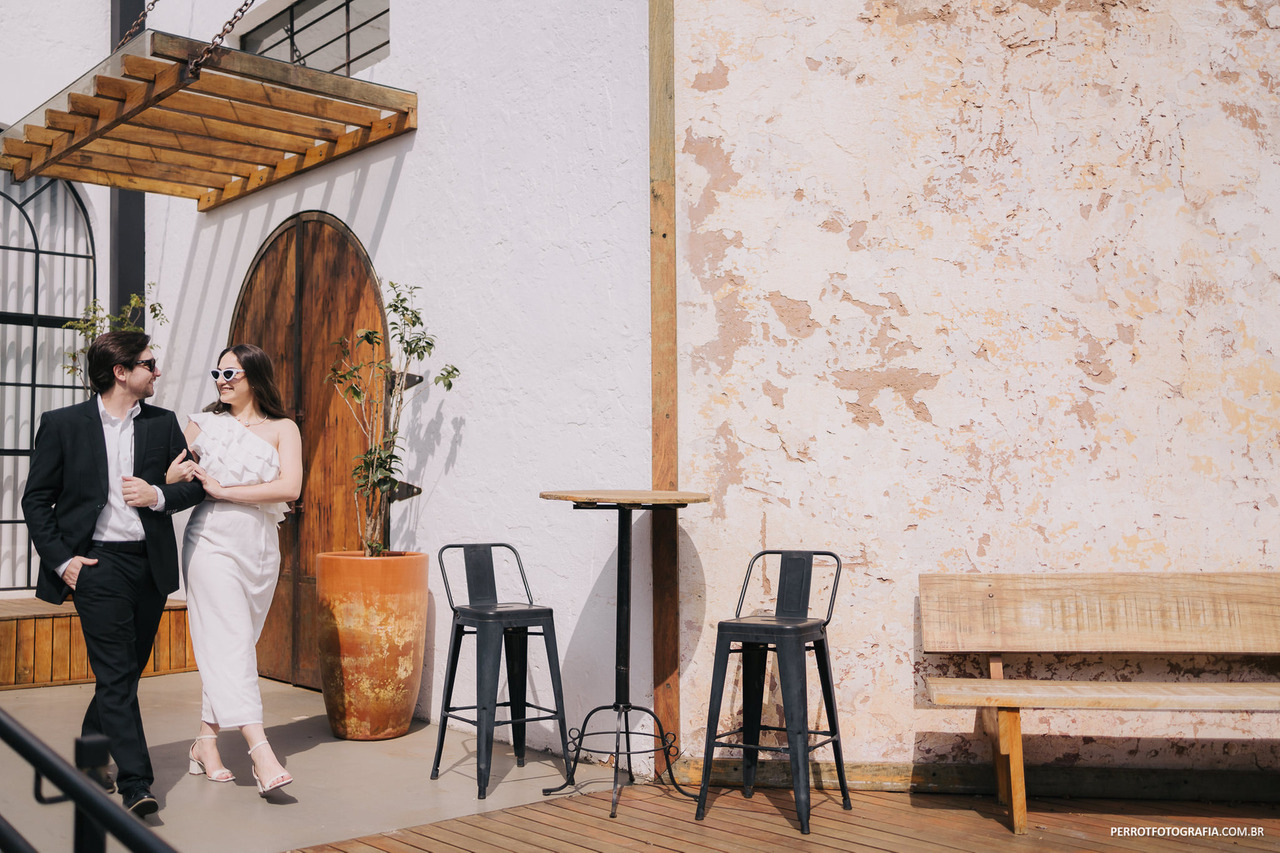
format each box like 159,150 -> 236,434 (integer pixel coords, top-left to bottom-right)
676,0 -> 1280,774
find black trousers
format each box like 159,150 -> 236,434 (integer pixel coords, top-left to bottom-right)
74,544 -> 166,796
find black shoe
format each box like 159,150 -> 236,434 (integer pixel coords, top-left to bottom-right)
123,789 -> 158,817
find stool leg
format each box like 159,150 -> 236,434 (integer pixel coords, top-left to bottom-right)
541,619 -> 573,782
696,631 -> 733,821
474,623 -> 504,799
430,621 -> 466,780
504,626 -> 530,767
740,642 -> 767,797
776,636 -> 811,834
814,636 -> 851,809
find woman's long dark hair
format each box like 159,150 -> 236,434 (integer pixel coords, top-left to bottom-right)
203,344 -> 290,420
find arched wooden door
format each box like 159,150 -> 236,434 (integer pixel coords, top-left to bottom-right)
230,212 -> 387,688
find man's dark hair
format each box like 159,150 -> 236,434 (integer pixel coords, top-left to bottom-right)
86,331 -> 150,395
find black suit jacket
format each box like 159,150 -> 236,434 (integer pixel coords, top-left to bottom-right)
21,397 -> 205,605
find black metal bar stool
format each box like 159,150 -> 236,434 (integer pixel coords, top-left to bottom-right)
694,549 -> 853,833
430,543 -> 572,798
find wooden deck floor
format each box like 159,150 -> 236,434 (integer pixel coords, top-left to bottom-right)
293,785 -> 1280,852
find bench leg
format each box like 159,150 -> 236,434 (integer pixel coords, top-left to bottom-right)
995,707 -> 1027,834
980,708 -> 1011,807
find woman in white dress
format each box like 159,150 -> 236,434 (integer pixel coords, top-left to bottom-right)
167,344 -> 302,795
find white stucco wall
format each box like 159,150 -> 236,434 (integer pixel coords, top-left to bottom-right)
132,0 -> 654,753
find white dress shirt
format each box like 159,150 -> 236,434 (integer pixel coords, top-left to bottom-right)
54,397 -> 166,577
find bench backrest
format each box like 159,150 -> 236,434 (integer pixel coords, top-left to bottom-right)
920,572 -> 1280,655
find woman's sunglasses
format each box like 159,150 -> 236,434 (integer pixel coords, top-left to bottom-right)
210,368 -> 246,382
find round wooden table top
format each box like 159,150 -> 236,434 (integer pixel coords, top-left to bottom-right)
540,489 -> 710,507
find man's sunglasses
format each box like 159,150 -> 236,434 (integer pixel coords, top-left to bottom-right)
210,368 -> 246,382
132,358 -> 158,373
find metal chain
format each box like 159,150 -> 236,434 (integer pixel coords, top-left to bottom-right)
188,0 -> 258,78
116,0 -> 160,49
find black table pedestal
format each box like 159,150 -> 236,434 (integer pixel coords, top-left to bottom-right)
542,504 -> 695,815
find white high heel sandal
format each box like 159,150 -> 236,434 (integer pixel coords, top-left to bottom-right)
188,734 -> 235,782
248,740 -> 293,796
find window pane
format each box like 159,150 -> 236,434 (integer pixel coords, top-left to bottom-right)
0,523 -> 35,589
0,323 -> 33,383
0,390 -> 31,454
38,254 -> 94,318
0,247 -> 36,314
0,444 -> 31,589
243,0 -> 389,77
35,327 -> 81,388
29,182 -> 91,257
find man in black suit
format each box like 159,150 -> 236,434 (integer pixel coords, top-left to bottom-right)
22,330 -> 204,817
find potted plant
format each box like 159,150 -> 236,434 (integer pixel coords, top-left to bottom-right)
315,280 -> 459,740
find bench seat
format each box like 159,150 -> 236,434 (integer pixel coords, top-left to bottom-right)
927,677 -> 1280,712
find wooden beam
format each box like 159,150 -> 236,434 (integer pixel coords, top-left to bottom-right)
650,0 -> 681,752
104,123 -> 284,168
85,136 -> 258,178
122,55 -> 386,128
55,148 -> 230,188
148,88 -> 352,141
13,56 -> 191,181
149,32 -> 417,113
21,162 -> 208,199
131,106 -> 319,155
199,109 -> 415,211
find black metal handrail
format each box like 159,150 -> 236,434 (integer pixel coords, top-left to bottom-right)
0,705 -> 177,853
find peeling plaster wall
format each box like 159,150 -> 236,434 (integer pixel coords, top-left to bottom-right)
677,1 -> 1280,771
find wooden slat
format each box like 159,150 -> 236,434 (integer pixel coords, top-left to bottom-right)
69,615 -> 88,681
199,109 -> 416,211
170,608 -> 188,671
122,56 -> 387,127
927,677 -> 1280,711
85,136 -> 257,179
44,109 -> 92,136
150,32 -> 417,113
104,123 -> 284,167
55,148 -> 229,188
31,162 -> 209,199
32,618 -> 52,684
159,90 -> 351,141
13,55 -> 190,180
0,621 -> 16,686
153,610 -> 171,672
919,572 -> 1280,654
14,619 -> 34,684
129,105 -> 318,154
100,73 -> 353,141
50,617 -> 70,683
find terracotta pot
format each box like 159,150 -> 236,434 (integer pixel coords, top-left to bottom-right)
315,550 -> 429,740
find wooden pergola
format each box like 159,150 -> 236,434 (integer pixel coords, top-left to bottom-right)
0,30 -> 415,212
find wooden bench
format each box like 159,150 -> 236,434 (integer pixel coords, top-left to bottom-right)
920,572 -> 1280,833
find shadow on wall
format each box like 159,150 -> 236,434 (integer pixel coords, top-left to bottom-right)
162,140 -> 411,380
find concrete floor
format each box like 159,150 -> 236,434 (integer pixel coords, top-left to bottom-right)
0,671 -> 615,853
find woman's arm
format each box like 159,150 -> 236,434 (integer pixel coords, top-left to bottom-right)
197,419 -> 303,504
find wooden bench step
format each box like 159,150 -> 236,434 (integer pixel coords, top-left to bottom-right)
927,677 -> 1280,711
0,597 -> 196,689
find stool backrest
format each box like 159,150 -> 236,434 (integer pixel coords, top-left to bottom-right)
736,550 -> 843,624
436,543 -> 535,611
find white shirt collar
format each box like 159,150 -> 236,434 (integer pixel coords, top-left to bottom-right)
97,395 -> 141,426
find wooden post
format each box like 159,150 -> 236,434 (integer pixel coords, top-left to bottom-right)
650,0 -> 680,751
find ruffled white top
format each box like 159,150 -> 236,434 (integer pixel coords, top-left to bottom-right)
187,411 -> 289,525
